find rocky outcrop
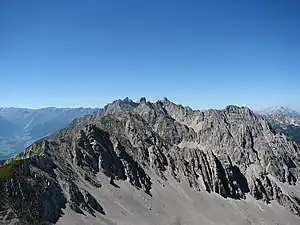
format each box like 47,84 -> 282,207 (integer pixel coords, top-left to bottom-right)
1,97 -> 300,224
68,181 -> 104,216
0,157 -> 66,225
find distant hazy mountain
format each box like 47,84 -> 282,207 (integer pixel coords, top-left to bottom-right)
255,106 -> 300,117
254,106 -> 300,144
0,107 -> 99,160
0,116 -> 21,138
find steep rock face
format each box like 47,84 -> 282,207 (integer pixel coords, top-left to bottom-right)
1,98 -> 300,224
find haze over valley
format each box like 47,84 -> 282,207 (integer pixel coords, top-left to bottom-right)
0,108 -> 97,161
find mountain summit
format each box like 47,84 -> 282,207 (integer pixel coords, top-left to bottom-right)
1,98 -> 300,225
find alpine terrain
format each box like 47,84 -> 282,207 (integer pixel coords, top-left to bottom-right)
256,107 -> 300,145
1,98 -> 300,225
0,107 -> 98,161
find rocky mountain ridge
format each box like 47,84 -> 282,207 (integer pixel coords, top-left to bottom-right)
1,98 -> 300,225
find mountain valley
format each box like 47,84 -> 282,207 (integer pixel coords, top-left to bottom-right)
0,107 -> 98,161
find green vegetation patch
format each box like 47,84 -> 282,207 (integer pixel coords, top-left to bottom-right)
0,159 -> 24,181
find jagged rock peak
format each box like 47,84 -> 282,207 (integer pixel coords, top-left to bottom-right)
225,104 -> 248,111
102,98 -> 138,115
139,97 -> 147,103
225,105 -> 255,115
161,96 -> 170,102
123,97 -> 133,103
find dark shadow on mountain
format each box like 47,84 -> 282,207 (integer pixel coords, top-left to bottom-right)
232,165 -> 250,193
213,156 -> 231,198
90,127 -> 152,196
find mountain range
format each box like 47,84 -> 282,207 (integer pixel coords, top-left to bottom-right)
1,104 -> 299,161
1,98 -> 300,225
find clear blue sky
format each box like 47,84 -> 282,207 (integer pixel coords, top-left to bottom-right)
0,0 -> 299,110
